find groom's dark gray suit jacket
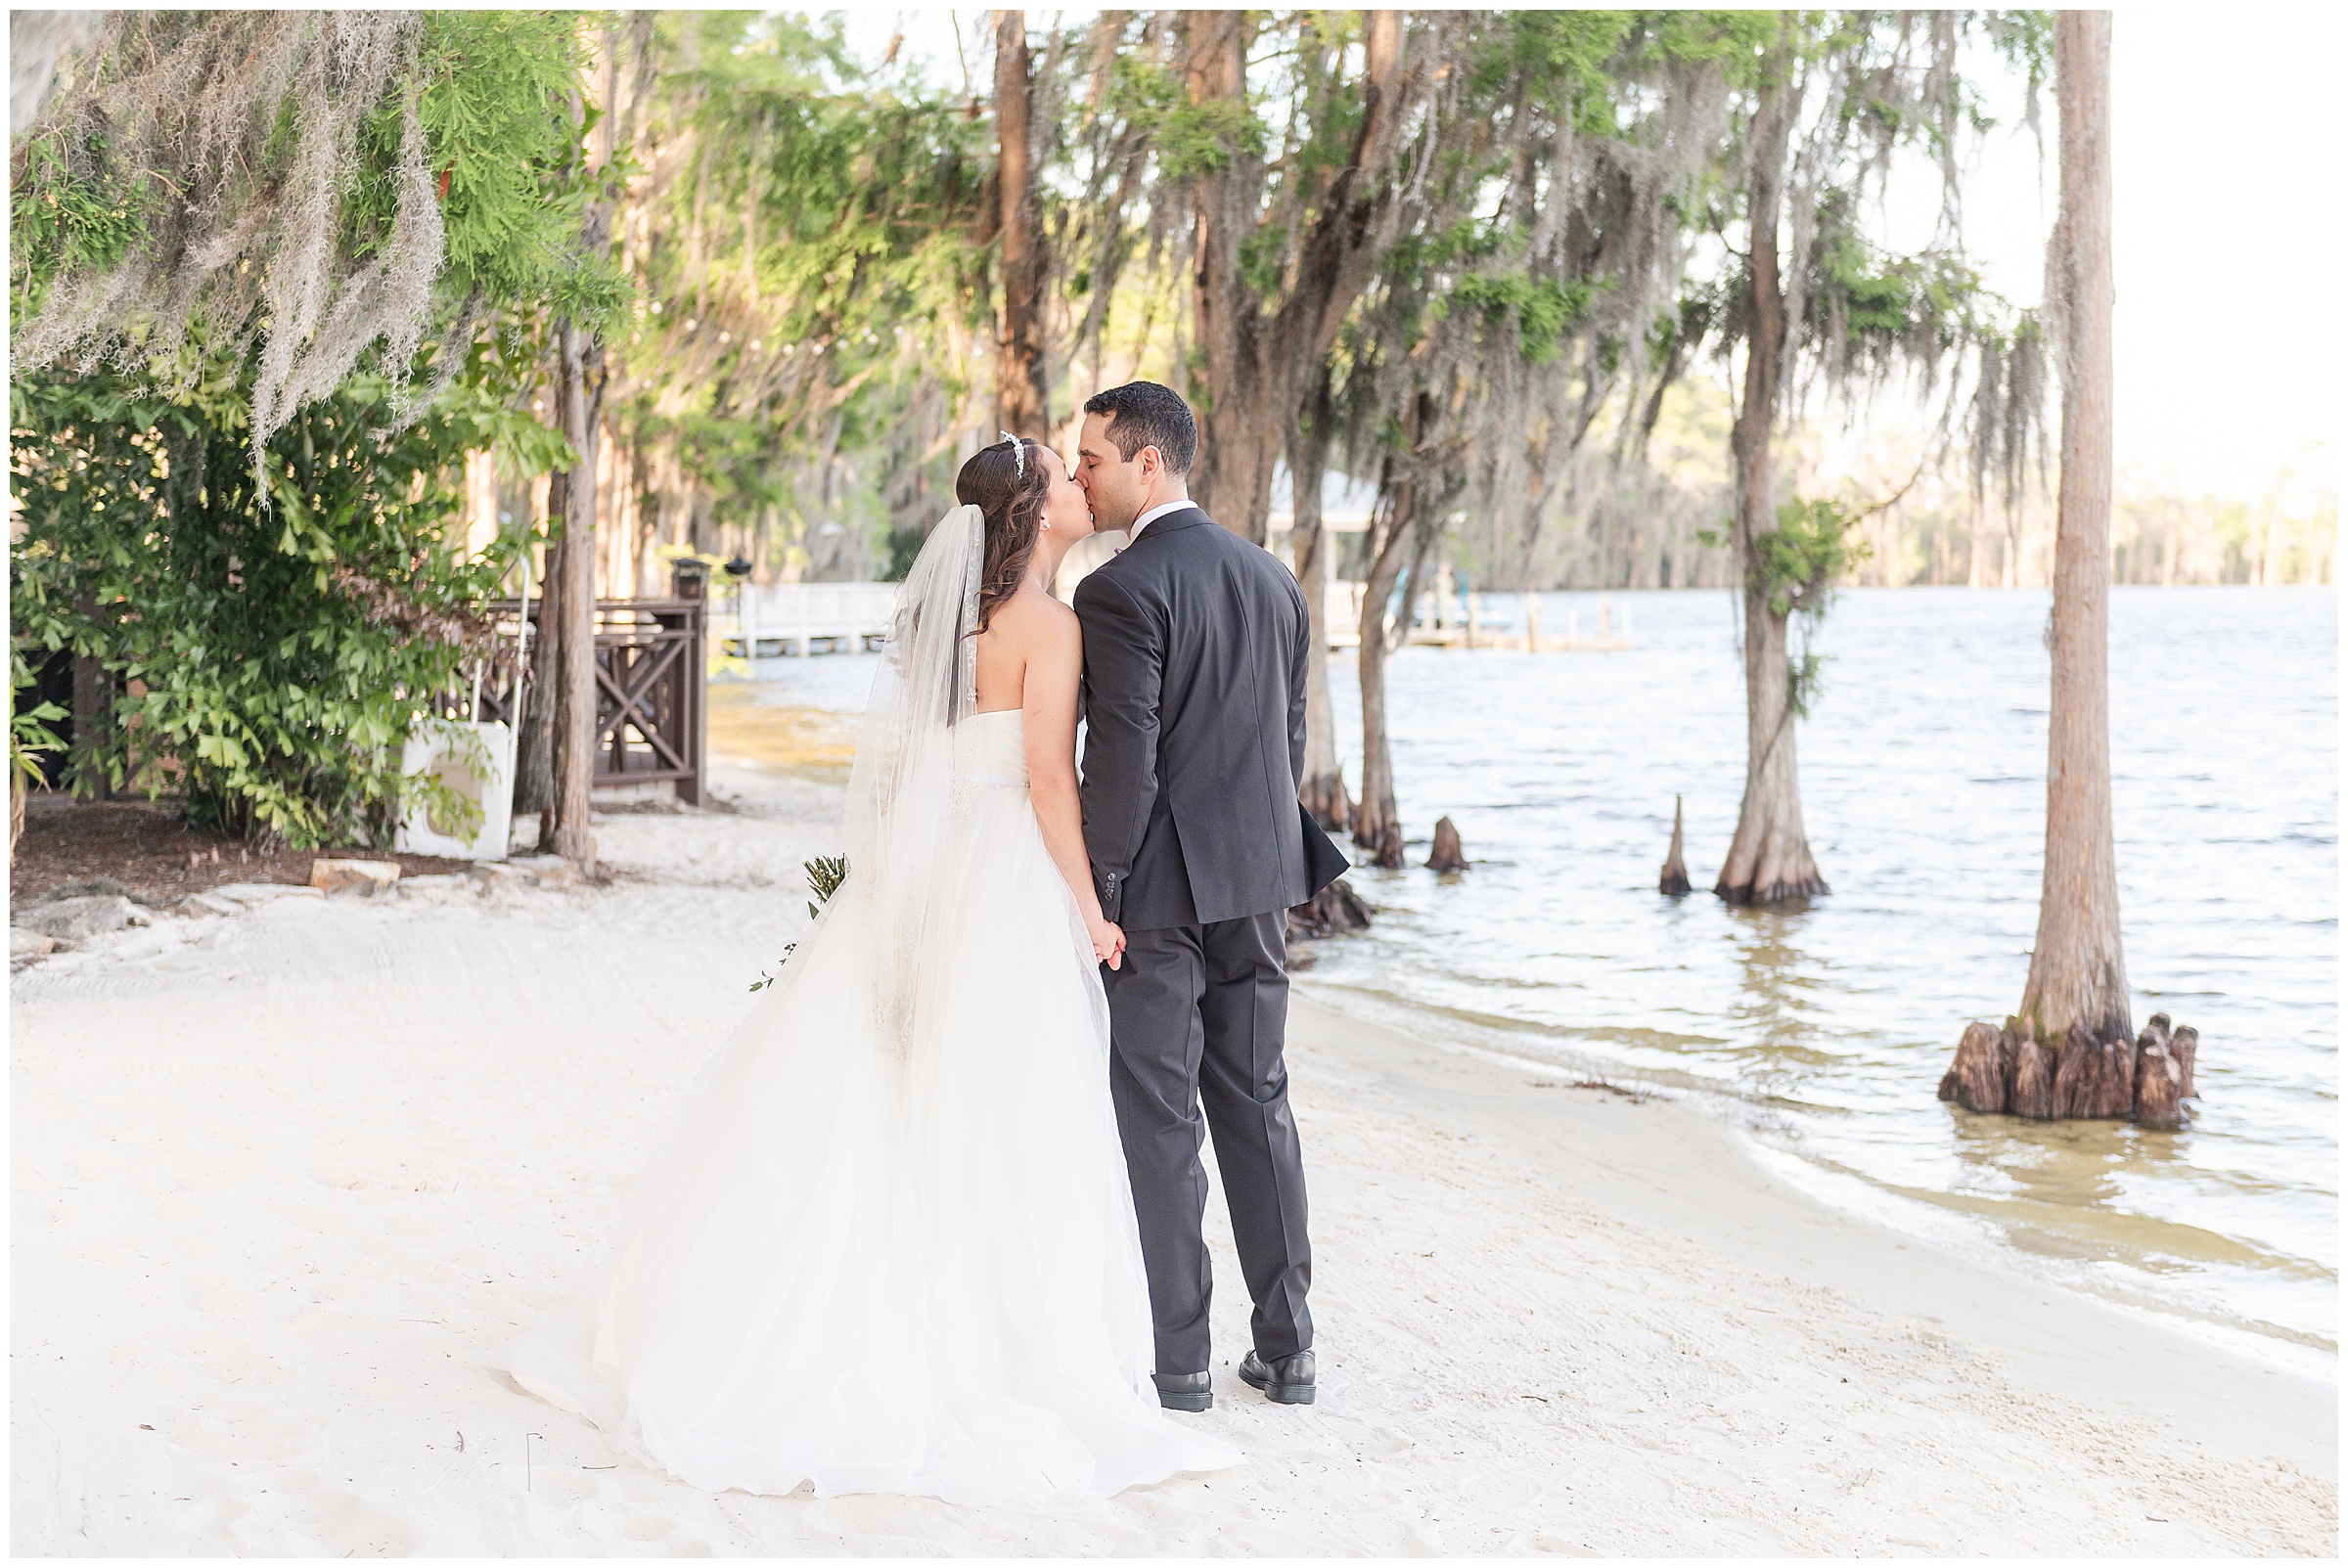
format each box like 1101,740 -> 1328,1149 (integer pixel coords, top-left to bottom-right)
1072,505 -> 1348,929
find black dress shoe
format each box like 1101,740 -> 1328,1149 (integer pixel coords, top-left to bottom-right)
1239,1349 -> 1316,1405
1152,1369 -> 1212,1412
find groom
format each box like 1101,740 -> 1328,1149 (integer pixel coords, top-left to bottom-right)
1069,381 -> 1349,1411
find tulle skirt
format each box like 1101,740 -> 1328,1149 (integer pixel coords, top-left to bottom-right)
506,781 -> 1240,1507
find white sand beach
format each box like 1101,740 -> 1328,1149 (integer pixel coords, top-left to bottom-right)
11,764 -> 2336,1555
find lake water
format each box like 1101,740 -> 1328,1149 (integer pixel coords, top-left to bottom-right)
715,585 -> 2338,1371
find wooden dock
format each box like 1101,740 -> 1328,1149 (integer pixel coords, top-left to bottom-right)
710,577 -> 1636,657
1324,583 -> 1633,651
719,582 -> 896,658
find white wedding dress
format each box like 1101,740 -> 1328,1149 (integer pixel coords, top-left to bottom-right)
508,508 -> 1238,1508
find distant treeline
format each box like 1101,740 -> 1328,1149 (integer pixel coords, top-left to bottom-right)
1406,383 -> 2331,591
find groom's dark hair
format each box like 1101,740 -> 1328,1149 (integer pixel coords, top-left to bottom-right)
1082,381 -> 1196,474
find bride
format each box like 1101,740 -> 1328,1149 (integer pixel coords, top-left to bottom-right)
508,435 -> 1241,1506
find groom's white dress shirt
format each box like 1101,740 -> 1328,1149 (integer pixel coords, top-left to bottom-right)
1125,499 -> 1192,544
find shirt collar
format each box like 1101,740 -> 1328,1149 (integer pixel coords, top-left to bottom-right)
1125,499 -> 1193,543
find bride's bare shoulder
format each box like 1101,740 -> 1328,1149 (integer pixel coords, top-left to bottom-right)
989,581 -> 1080,644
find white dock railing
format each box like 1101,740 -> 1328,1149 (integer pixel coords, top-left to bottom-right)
722,577 -> 1631,658
727,582 -> 898,657
1328,582 -> 1632,651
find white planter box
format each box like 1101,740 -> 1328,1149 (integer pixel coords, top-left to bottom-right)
396,719 -> 514,861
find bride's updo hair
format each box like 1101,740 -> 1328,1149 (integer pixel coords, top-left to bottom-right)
954,436 -> 1049,634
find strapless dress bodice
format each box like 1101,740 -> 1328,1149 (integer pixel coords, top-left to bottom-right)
952,708 -> 1028,785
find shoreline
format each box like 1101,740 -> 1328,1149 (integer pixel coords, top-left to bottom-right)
11,762 -> 2336,1554
1300,977 -> 2340,1379
1284,988 -> 2336,1483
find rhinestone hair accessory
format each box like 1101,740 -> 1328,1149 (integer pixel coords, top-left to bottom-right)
998,429 -> 1025,476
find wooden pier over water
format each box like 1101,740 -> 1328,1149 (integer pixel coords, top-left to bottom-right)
720,582 -> 896,658
706,576 -> 1633,660
1322,582 -> 1634,652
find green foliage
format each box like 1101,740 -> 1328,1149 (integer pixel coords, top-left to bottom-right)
1989,11 -> 2055,106
1752,497 -> 1871,621
1102,54 -> 1185,146
607,11 -> 994,574
9,648 -> 68,798
1635,10 -> 1784,83
1701,493 -> 1873,715
10,334 -> 566,847
1333,5 -> 1795,515
387,10 -> 634,335
802,854 -> 848,916
13,9 -> 630,469
8,134 -> 146,315
748,854 -> 849,991
1476,11 -> 1638,136
7,9 -> 634,858
1802,190 -> 1988,377
1753,496 -> 1874,718
1448,274 -> 1597,364
1158,96 -> 1267,180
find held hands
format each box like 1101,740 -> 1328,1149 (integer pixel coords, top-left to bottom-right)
1087,915 -> 1127,970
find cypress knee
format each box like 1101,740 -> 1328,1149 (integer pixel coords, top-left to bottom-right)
2052,1023 -> 2098,1118
2055,1023 -> 2136,1119
1427,816 -> 1468,873
1659,796 -> 1691,896
2135,1039 -> 2184,1128
1288,876 -> 1373,939
2169,1024 -> 2198,1098
2097,1033 -> 2138,1117
2009,1029 -> 2058,1121
1938,1020 -> 2009,1114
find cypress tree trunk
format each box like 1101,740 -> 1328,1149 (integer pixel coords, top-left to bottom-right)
993,11 -> 1048,433
1714,55 -> 1826,906
2019,10 -> 2129,1049
547,51 -> 616,871
1939,12 -> 2155,1124
1353,453 -> 1418,869
1184,10 -> 1404,543
1182,11 -> 1275,542
1291,370 -> 1350,830
516,494 -> 560,826
548,321 -> 598,870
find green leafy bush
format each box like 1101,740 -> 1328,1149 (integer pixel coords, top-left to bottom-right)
9,12 -> 641,851
10,334 -> 568,847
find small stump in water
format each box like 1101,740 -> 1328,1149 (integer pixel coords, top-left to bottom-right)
1659,796 -> 1691,896
1426,816 -> 1468,873
1938,1011 -> 2198,1126
2133,1015 -> 2195,1128
2135,1036 -> 2184,1127
2161,1019 -> 2198,1099
1288,876 -> 1373,941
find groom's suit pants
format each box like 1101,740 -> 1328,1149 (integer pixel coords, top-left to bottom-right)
1103,911 -> 1313,1374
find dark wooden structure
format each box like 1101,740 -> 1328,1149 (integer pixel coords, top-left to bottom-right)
21,639 -> 125,799
473,584 -> 707,807
23,574 -> 707,811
